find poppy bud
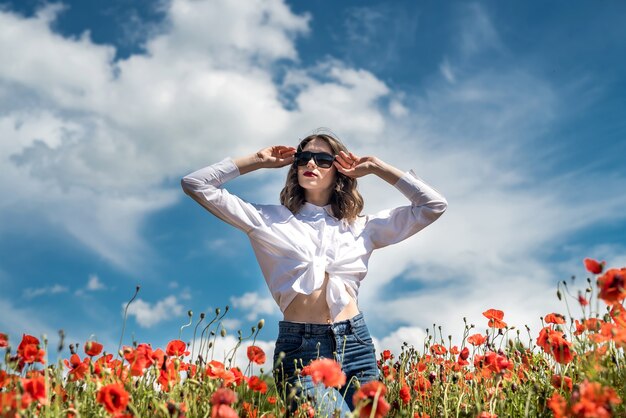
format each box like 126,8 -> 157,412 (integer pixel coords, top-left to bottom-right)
187,310 -> 193,317
258,319 -> 265,330
220,328 -> 226,337
58,329 -> 65,353
215,308 -> 220,315
200,313 -> 206,319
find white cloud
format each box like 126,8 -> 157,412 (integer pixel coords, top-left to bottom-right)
0,0 -> 310,271
0,0 -> 624,347
87,274 -> 106,291
439,57 -> 456,83
125,295 -> 184,328
373,326 -> 428,358
220,318 -> 243,332
23,284 -> 68,299
230,291 -> 280,321
456,3 -> 502,57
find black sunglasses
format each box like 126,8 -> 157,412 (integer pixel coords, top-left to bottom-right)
294,151 -> 335,168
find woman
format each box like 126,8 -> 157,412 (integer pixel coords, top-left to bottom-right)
181,131 -> 447,414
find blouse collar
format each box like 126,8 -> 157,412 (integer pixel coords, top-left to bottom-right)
299,202 -> 336,219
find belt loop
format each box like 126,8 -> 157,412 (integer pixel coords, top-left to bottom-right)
347,317 -> 355,334
304,323 -> 311,338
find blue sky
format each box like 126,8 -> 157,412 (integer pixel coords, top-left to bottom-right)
1,0 -> 625,366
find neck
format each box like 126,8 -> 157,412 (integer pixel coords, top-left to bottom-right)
304,189 -> 332,207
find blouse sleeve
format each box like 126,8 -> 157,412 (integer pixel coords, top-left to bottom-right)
364,170 -> 448,249
181,158 -> 265,234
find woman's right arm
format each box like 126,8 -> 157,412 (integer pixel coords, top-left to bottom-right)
181,146 -> 296,233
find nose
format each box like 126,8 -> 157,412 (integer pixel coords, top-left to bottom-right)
306,158 -> 316,168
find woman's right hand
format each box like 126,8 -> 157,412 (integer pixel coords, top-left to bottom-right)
256,145 -> 297,168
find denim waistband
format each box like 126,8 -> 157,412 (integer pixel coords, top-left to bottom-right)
278,312 -> 366,336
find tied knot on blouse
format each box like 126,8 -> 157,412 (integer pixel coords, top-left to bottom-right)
181,158 -> 447,320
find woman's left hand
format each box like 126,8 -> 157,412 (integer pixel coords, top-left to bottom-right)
334,150 -> 377,178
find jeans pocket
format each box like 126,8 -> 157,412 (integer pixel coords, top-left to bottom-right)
352,325 -> 374,347
275,335 -> 306,358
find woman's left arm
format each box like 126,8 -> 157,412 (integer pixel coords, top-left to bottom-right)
334,152 -> 448,249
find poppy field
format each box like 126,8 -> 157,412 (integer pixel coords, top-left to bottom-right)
1,258 -> 625,417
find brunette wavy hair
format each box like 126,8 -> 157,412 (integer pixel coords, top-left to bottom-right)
279,132 -> 364,221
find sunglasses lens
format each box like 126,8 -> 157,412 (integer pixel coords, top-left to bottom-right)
295,152 -> 311,166
295,152 -> 334,168
315,155 -> 334,168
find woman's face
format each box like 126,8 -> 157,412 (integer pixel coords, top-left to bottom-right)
297,138 -> 337,197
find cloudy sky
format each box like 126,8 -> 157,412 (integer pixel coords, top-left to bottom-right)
1,0 -> 625,367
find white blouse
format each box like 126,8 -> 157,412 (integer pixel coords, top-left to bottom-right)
181,158 -> 447,319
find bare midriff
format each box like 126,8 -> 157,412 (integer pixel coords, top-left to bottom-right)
283,272 -> 360,324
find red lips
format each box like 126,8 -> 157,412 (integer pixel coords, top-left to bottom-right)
303,171 -> 317,177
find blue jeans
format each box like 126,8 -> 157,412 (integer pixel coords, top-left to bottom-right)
272,313 -> 379,416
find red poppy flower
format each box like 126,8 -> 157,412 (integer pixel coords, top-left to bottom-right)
484,351 -> 511,373
210,388 -> 237,406
64,354 -> 90,381
482,309 -> 507,329
582,318 -> 603,332
577,292 -> 589,307
84,341 -> 103,357
246,345 -> 266,365
550,374 -> 573,392
0,390 -> 32,415
96,383 -> 130,414
207,361 -> 236,386
212,404 -> 238,418
151,348 -> 166,368
459,346 -> 470,361
230,367 -> 246,386
467,333 -> 486,346
570,380 -> 621,417
430,344 -> 447,355
537,327 -> 574,364
247,376 -> 268,394
243,401 -> 260,418
547,392 -> 567,418
0,333 -> 8,348
158,359 -> 181,391
597,268 -> 626,304
382,350 -> 392,361
22,375 -> 46,404
399,384 -> 410,405
306,358 -> 346,388
353,381 -> 390,418
123,344 -> 154,376
584,258 -> 604,275
17,334 -> 45,365
610,304 -> 626,328
544,313 -> 566,325
413,375 -> 431,392
166,340 -> 189,357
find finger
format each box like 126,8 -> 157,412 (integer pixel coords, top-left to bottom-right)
335,153 -> 352,168
333,160 -> 349,173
